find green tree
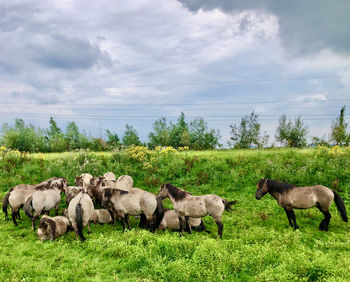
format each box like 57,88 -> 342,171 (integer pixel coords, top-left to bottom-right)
331,106 -> 349,146
47,117 -> 62,136
106,130 -> 120,148
275,114 -> 308,147
229,111 -> 268,148
122,124 -> 142,147
169,112 -> 190,148
148,117 -> 171,148
65,122 -> 80,150
1,119 -> 48,152
189,118 -> 221,150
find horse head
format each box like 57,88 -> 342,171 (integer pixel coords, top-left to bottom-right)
255,179 -> 268,200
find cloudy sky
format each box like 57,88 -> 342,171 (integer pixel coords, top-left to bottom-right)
1,0 -> 350,145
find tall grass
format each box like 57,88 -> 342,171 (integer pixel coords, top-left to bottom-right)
1,147 -> 350,280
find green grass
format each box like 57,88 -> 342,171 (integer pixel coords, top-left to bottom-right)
1,147 -> 350,281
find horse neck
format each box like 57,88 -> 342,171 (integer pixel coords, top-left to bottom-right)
268,189 -> 281,202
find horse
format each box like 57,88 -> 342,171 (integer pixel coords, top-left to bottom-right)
158,209 -> 210,233
86,177 -> 105,207
64,186 -> 83,205
115,175 -> 133,191
255,179 -> 348,231
101,187 -> 164,232
24,183 -> 62,230
157,183 -> 237,238
3,177 -> 67,225
37,215 -> 70,241
90,209 -> 113,224
75,173 -> 93,188
68,191 -> 94,242
103,172 -> 116,181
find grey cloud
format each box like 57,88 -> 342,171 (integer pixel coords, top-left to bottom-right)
179,0 -> 350,55
32,35 -> 112,70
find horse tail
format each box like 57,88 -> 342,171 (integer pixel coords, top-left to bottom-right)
76,203 -> 85,241
223,199 -> 237,212
153,197 -> 165,230
332,190 -> 348,222
24,196 -> 33,219
2,192 -> 11,220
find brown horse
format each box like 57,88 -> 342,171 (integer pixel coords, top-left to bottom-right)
37,215 -> 70,241
255,179 -> 348,231
101,188 -> 164,232
68,191 -> 94,242
157,184 -> 236,238
2,177 -> 67,225
158,209 -> 210,233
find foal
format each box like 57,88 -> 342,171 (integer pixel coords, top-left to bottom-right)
157,184 -> 236,238
255,179 -> 348,230
37,215 -> 70,241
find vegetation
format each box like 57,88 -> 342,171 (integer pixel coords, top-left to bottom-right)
228,111 -> 268,148
275,114 -> 308,147
1,147 -> 350,280
331,106 -> 350,146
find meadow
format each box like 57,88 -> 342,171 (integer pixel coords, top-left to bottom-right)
1,146 -> 350,281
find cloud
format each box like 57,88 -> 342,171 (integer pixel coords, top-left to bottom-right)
178,0 -> 350,55
0,0 -> 349,143
31,35 -> 112,70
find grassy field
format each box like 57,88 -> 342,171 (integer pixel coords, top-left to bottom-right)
1,147 -> 350,281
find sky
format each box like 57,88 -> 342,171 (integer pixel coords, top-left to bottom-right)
1,0 -> 350,145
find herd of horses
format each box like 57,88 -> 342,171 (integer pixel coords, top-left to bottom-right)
1,172 -> 348,242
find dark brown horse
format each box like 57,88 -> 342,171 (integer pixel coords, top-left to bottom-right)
255,179 -> 348,231
158,183 -> 236,238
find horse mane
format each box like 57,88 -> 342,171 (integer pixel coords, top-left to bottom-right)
163,183 -> 190,201
39,217 -> 56,235
266,179 -> 296,194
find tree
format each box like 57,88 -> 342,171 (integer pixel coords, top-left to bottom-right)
169,112 -> 190,148
122,124 -> 142,147
148,117 -> 171,148
47,117 -> 62,136
1,119 -> 48,152
106,130 -> 120,148
65,122 -> 80,150
275,114 -> 308,147
189,118 -> 221,150
229,111 -> 268,148
330,106 -> 349,146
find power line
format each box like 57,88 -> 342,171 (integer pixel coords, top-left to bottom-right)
0,75 -> 349,89
0,98 -> 348,106
0,112 -> 348,122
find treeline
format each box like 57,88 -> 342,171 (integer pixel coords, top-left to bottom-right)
0,106 -> 349,152
0,113 -> 220,152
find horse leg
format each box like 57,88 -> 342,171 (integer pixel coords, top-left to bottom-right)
125,215 -> 131,230
178,216 -> 185,237
318,209 -> 331,231
72,223 -> 79,241
323,212 -> 331,231
197,220 -> 210,234
214,217 -> 223,239
289,210 -> 298,230
32,211 -> 41,230
55,202 -> 60,216
139,213 -> 148,229
284,208 -> 293,228
11,209 -> 19,226
185,216 -> 191,234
